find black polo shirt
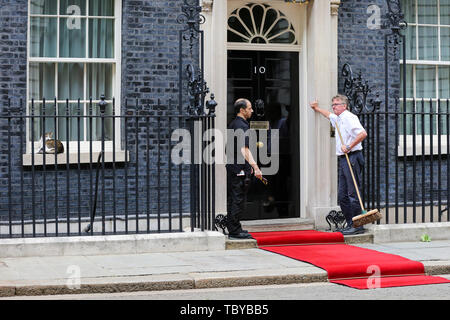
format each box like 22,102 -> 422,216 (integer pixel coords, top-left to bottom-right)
226,116 -> 251,175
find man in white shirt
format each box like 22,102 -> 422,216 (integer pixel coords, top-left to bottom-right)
310,95 -> 367,235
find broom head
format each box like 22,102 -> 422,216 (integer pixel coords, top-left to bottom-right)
352,209 -> 382,228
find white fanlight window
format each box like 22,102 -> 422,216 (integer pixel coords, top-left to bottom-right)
227,3 -> 298,45
27,0 -> 121,155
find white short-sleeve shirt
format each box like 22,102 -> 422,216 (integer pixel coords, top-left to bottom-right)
329,110 -> 365,156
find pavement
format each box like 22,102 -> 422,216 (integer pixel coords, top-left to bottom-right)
1,230 -> 450,298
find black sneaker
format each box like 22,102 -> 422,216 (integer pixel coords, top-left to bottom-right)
228,232 -> 254,240
342,226 -> 365,235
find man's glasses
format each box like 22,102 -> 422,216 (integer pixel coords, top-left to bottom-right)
332,103 -> 344,107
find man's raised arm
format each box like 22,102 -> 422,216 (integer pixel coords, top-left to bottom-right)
310,100 -> 331,119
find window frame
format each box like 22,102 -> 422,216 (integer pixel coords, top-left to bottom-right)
399,0 -> 450,156
25,0 -> 122,157
226,1 -> 303,52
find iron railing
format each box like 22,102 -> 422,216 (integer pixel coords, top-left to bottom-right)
0,96 -> 216,238
0,0 -> 217,238
330,1 -> 449,226
358,98 -> 450,224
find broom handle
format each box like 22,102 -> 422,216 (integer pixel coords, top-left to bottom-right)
334,121 -> 366,212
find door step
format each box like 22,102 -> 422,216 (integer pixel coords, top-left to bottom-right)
225,232 -> 374,250
241,218 -> 315,232
226,238 -> 257,250
343,232 -> 374,244
225,218 -> 314,250
224,219 -> 374,250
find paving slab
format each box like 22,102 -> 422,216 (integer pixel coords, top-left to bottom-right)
0,234 -> 449,297
354,240 -> 450,261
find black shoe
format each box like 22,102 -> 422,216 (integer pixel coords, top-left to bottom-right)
228,232 -> 254,240
227,229 -> 248,234
342,226 -> 365,235
336,225 -> 351,233
234,229 -> 249,234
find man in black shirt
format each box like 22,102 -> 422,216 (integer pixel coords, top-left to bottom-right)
226,98 -> 263,240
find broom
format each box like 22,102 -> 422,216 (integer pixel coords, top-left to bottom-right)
334,122 -> 381,228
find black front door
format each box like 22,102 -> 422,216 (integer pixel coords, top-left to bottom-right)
227,50 -> 299,220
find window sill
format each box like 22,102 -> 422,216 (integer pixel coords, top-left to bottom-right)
22,151 -> 129,167
398,135 -> 448,157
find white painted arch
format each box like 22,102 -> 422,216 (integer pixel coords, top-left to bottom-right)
201,0 -> 341,229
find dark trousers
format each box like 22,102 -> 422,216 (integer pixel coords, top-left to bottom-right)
338,151 -> 364,226
226,170 -> 250,235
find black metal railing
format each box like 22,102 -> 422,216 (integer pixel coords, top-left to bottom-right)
0,96 -> 216,238
358,98 -> 450,224
0,0 -> 217,238
333,2 -> 449,225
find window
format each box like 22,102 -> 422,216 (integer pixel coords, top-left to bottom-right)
227,3 -> 298,45
400,0 -> 450,136
27,0 -> 121,155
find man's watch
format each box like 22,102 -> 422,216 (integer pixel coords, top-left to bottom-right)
346,144 -> 351,151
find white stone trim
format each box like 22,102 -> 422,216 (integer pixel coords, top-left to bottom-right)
202,1 -> 341,226
330,0 -> 341,16
201,0 -> 214,12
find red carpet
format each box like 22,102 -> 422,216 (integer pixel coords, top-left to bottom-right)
250,230 -> 450,289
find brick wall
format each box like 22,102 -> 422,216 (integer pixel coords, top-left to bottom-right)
337,0 -> 449,219
1,0 -> 445,228
120,0 -> 199,223
0,0 -> 27,107
0,0 -> 199,229
122,0 -> 188,104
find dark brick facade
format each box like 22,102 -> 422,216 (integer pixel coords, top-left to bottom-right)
121,0 -> 186,104
0,0 -> 197,227
338,0 -> 449,216
0,0 -> 447,227
0,0 -> 27,107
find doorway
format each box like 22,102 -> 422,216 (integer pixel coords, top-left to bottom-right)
227,50 -> 300,220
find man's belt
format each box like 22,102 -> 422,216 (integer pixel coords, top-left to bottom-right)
338,149 -> 362,159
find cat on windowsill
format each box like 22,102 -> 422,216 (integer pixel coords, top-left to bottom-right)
37,132 -> 64,154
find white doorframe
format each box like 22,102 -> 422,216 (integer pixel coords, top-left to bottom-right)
202,0 -> 341,228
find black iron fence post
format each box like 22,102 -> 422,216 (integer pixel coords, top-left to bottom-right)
206,94 -> 218,230
177,0 -> 217,232
84,96 -> 107,234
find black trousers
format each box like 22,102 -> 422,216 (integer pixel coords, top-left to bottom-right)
226,170 -> 250,235
338,151 -> 364,226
